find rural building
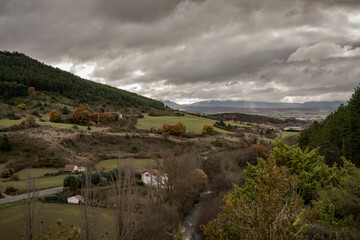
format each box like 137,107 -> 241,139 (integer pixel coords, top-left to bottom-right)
67,195 -> 84,204
283,126 -> 303,132
77,166 -> 87,172
141,169 -> 168,187
63,164 -> 78,173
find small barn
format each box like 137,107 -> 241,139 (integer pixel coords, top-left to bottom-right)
67,195 -> 84,204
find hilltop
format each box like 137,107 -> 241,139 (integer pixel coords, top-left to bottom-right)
0,51 -> 163,110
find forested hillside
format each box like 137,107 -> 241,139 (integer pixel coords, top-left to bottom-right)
299,85 -> 360,166
0,51 -> 163,109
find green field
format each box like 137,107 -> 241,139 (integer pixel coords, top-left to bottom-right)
96,158 -> 161,171
137,114 -> 237,134
0,118 -> 89,130
15,168 -> 60,180
0,203 -> 116,240
276,131 -> 300,138
0,175 -> 65,191
0,119 -> 25,128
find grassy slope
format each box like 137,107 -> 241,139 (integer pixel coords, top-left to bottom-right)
276,131 -> 300,138
15,168 -> 60,180
95,158 -> 161,171
0,118 -> 90,130
137,114 -> 235,134
0,203 -> 116,240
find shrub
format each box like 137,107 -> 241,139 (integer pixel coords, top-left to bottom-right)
202,125 -> 214,135
125,134 -> 130,140
31,110 -> 41,117
0,134 -> 11,152
157,122 -> 185,136
16,104 -> 26,110
60,106 -> 70,115
5,186 -> 18,195
49,109 -> 61,122
1,168 -> 12,178
28,87 -> 36,95
26,116 -> 36,126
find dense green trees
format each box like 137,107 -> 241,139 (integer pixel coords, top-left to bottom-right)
203,142 -> 360,239
0,51 -> 163,109
299,86 -> 360,166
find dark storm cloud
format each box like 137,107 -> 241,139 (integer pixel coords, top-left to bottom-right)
0,0 -> 359,103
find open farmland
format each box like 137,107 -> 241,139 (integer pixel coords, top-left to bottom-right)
0,175 -> 65,191
95,158 -> 161,171
0,202 -> 116,240
137,114 -> 234,134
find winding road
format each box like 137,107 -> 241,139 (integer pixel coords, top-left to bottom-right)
0,186 -> 63,204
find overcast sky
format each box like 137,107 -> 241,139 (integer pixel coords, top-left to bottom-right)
1,0 -> 360,104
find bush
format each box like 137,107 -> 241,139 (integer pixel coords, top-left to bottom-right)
49,109 -> 61,122
0,134 -> 11,152
16,104 -> 26,110
5,186 -> 18,194
157,122 -> 185,136
125,134 -> 130,139
31,110 -> 41,117
202,125 -> 214,135
60,106 -> 70,115
1,168 -> 12,178
26,116 -> 36,126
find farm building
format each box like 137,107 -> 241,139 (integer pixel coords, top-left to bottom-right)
63,164 -> 78,173
141,169 -> 168,187
67,195 -> 84,204
77,166 -> 87,172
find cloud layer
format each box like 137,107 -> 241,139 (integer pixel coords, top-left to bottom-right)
1,0 -> 360,103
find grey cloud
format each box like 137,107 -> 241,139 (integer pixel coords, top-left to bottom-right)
1,0 -> 360,103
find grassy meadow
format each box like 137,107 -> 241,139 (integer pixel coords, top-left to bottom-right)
0,203 -> 116,240
276,131 -> 300,138
95,158 -> 161,171
15,168 -> 60,180
0,175 -> 65,192
137,114 -> 236,134
0,118 -> 89,130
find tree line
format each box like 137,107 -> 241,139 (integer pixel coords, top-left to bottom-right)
299,85 -> 360,166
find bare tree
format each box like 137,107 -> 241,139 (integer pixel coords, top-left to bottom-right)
80,170 -> 101,240
110,161 -> 138,240
24,171 -> 37,240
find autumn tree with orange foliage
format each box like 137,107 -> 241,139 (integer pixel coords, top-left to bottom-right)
28,87 -> 35,95
91,112 -> 116,125
253,144 -> 268,159
202,125 -> 214,135
16,104 -> 26,110
157,122 -> 185,136
70,107 -> 91,125
49,110 -> 61,122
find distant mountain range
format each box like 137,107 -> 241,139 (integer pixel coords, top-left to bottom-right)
161,100 -> 345,114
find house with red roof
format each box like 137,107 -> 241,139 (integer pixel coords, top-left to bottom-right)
67,195 -> 84,204
141,169 -> 168,187
63,164 -> 78,173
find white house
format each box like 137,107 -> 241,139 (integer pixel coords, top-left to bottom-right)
63,164 -> 78,173
141,169 -> 168,187
77,166 -> 87,172
67,195 -> 84,204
